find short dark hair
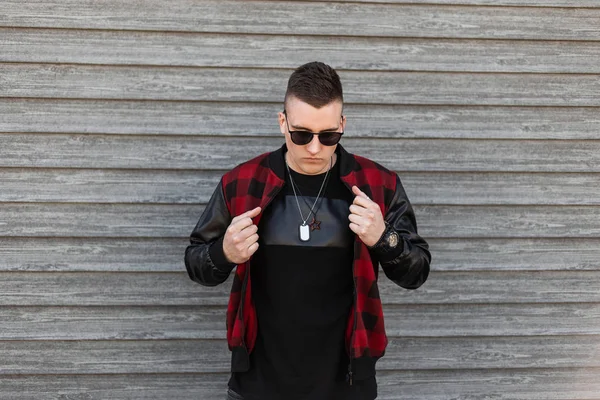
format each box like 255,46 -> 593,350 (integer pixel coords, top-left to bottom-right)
284,62 -> 343,109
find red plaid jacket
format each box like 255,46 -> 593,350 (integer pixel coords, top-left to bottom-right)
185,144 -> 430,379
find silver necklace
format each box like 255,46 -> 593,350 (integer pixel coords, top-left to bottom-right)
285,155 -> 332,242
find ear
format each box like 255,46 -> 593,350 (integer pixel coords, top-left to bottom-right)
278,111 -> 286,135
341,114 -> 347,131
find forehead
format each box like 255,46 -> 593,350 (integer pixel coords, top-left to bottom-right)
285,97 -> 343,127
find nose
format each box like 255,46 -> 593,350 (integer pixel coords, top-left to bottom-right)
306,134 -> 322,155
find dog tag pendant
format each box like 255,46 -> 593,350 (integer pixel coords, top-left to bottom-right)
299,223 -> 310,242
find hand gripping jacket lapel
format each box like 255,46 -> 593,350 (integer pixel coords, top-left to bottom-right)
220,145 -> 396,378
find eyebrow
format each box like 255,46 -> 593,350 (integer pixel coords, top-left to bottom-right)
289,123 -> 340,133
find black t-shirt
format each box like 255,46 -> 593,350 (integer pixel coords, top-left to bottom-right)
228,154 -> 377,400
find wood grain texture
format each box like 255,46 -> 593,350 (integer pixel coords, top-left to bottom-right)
1,371 -> 600,400
2,303 -> 600,340
4,134 -> 600,173
4,28 -> 600,73
1,1 -> 600,40
2,336 -> 600,374
305,0 -> 600,6
3,99 -> 600,140
4,169 -> 600,206
3,64 -> 600,106
2,270 -> 600,306
2,203 -> 600,238
2,237 -> 598,272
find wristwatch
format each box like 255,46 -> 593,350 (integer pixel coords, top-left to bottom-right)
370,222 -> 400,251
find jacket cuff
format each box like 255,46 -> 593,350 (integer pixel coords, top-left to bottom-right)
368,223 -> 405,264
208,236 -> 237,272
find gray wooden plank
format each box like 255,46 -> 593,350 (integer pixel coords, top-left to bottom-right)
375,369 -> 600,400
3,237 -> 599,273
4,169 -> 600,206
4,28 -> 600,73
431,238 -> 600,271
3,65 -> 600,106
0,374 -> 227,400
3,100 -> 600,140
3,336 -> 600,374
311,0 -> 600,6
4,135 -> 600,173
1,370 -> 599,400
1,1 -> 600,40
3,270 -> 600,306
2,203 -> 600,238
0,237 -> 186,272
2,303 -> 600,339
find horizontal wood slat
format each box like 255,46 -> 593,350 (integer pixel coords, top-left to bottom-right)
3,100 -> 599,140
3,168 -> 599,206
1,1 -> 600,40
1,370 -> 600,400
4,135 -> 600,173
1,203 -> 599,238
3,65 -> 600,106
2,237 -> 597,272
2,304 -> 600,340
2,271 -> 600,306
2,336 -> 600,374
4,29 -> 600,73
311,0 -> 600,6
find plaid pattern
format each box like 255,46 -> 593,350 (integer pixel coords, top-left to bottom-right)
221,149 -> 397,360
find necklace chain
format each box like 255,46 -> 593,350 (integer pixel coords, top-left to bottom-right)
285,156 -> 332,225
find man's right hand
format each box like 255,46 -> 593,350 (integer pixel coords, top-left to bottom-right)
222,207 -> 262,264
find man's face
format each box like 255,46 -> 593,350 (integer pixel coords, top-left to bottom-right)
278,96 -> 345,175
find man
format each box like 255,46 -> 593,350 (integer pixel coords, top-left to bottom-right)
185,62 -> 430,400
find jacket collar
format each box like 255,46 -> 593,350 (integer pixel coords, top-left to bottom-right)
267,143 -> 357,181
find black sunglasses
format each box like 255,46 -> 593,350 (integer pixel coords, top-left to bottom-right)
283,110 -> 344,146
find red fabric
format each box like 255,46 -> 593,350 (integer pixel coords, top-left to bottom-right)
221,151 -> 396,359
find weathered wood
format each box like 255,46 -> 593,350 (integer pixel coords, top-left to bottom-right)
1,1 -> 600,40
4,168 -> 600,206
3,65 -> 600,106
0,237 -> 186,272
431,238 -> 600,271
3,270 -> 600,306
315,0 -> 600,5
2,237 -> 598,272
1,370 -> 599,400
4,135 -> 600,173
3,99 -> 599,140
3,335 -> 600,374
2,303 -> 600,339
2,203 -> 600,238
4,28 -> 600,73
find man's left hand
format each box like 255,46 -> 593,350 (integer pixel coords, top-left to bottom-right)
349,186 -> 386,247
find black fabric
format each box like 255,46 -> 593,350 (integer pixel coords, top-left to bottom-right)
229,153 -> 376,400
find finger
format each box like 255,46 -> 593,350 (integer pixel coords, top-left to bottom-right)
229,216 -> 255,234
349,204 -> 368,216
244,233 -> 259,247
352,194 -> 374,209
231,207 -> 262,224
352,186 -> 370,199
349,222 -> 362,236
348,213 -> 365,226
247,242 -> 260,257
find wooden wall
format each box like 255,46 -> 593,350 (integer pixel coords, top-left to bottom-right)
1,1 -> 600,398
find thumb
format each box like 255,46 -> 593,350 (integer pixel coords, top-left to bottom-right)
352,185 -> 369,199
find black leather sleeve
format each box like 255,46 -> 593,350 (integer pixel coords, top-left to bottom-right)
184,180 -> 237,286
370,175 -> 431,289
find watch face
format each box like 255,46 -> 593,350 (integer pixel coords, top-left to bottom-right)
388,232 -> 399,248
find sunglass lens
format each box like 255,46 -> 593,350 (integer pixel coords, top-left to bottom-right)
319,132 -> 341,146
291,131 -> 314,145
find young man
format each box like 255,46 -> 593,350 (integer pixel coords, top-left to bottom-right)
185,62 -> 431,400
